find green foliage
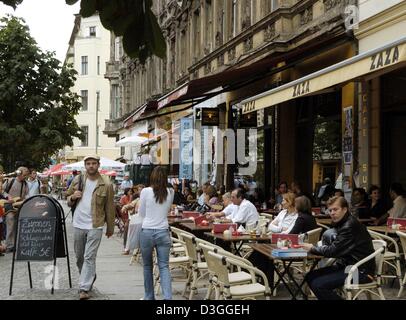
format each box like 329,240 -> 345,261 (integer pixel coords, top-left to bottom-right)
313,117 -> 342,161
0,16 -> 83,171
66,0 -> 166,64
1,0 -> 166,64
1,0 -> 22,9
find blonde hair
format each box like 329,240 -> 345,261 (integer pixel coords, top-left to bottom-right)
282,192 -> 296,208
222,192 -> 231,200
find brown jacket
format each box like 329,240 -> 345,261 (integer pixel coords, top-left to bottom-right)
66,172 -> 115,235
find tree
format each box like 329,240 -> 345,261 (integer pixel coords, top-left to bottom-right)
1,0 -> 166,64
0,16 -> 83,171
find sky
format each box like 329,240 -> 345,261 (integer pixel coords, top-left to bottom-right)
0,0 -> 80,62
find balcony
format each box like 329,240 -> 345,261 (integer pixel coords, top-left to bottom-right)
104,61 -> 120,80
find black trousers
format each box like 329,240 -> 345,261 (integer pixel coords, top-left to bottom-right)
248,250 -> 275,287
305,265 -> 371,300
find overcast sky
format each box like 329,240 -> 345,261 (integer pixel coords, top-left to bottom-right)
0,0 -> 80,62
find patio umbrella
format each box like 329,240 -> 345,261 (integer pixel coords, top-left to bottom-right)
50,170 -> 72,176
63,157 -> 126,171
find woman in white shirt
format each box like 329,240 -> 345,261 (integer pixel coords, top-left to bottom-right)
139,167 -> 174,300
268,192 -> 298,234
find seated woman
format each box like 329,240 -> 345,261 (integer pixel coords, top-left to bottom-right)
367,185 -> 386,222
289,196 -> 317,234
182,187 -> 195,202
120,188 -> 134,206
205,185 -> 219,206
350,188 -> 370,219
268,192 -> 298,234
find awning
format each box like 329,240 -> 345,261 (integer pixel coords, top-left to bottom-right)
241,36 -> 406,114
115,135 -> 148,147
123,101 -> 157,128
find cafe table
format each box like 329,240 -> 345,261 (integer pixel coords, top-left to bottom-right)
204,232 -> 272,257
249,243 -> 322,300
167,216 -> 193,226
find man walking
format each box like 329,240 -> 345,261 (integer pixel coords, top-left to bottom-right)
66,155 -> 115,300
2,167 -> 29,253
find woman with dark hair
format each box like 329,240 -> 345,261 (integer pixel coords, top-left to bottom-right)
120,188 -> 133,206
139,167 -> 174,300
289,196 -> 317,234
351,188 -> 369,219
367,185 -> 386,220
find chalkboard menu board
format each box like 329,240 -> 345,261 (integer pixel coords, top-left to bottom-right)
15,196 -> 58,261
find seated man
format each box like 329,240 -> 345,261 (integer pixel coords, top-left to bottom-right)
229,188 -> 259,228
301,196 -> 375,300
374,182 -> 406,225
208,192 -> 238,220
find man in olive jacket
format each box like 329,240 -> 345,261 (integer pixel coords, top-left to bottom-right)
301,196 -> 375,300
66,155 -> 115,300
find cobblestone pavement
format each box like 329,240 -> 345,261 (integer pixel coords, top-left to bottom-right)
1,197 -> 405,300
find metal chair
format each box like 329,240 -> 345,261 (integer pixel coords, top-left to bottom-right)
344,239 -> 386,300
207,251 -> 271,300
396,230 -> 406,297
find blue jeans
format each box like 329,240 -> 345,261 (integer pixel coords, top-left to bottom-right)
140,229 -> 172,300
305,265 -> 372,300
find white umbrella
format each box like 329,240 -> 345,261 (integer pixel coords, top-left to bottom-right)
63,157 -> 126,171
115,135 -> 147,147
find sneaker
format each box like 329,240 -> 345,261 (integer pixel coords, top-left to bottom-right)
79,290 -> 89,300
89,274 -> 97,291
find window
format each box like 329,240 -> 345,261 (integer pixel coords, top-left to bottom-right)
97,56 -> 100,75
96,91 -> 100,111
89,26 -> 96,37
81,56 -> 88,75
112,85 -> 120,118
120,146 -> 125,156
114,37 -> 121,62
80,90 -> 88,111
231,0 -> 238,38
80,126 -> 88,147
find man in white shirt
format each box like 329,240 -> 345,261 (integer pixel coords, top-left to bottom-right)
120,175 -> 133,191
198,182 -> 210,206
26,169 -> 41,198
389,183 -> 406,219
230,188 -> 259,227
208,192 -> 238,220
66,155 -> 115,300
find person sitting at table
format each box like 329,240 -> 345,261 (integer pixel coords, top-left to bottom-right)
182,187 -> 195,202
301,196 -> 375,300
334,189 -> 344,197
208,192 -> 238,219
172,183 -> 186,205
120,188 -> 134,206
350,188 -> 370,219
272,181 -> 288,209
197,182 -> 210,206
289,196 -> 317,235
228,188 -> 259,227
268,192 -> 298,234
204,185 -> 219,206
374,182 -> 406,225
367,185 -> 386,222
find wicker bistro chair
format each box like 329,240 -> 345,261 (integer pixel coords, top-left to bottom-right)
395,231 -> 406,297
207,251 -> 272,300
344,239 -> 386,300
197,241 -> 256,300
368,230 -> 402,289
153,236 -> 191,296
181,233 -> 210,299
